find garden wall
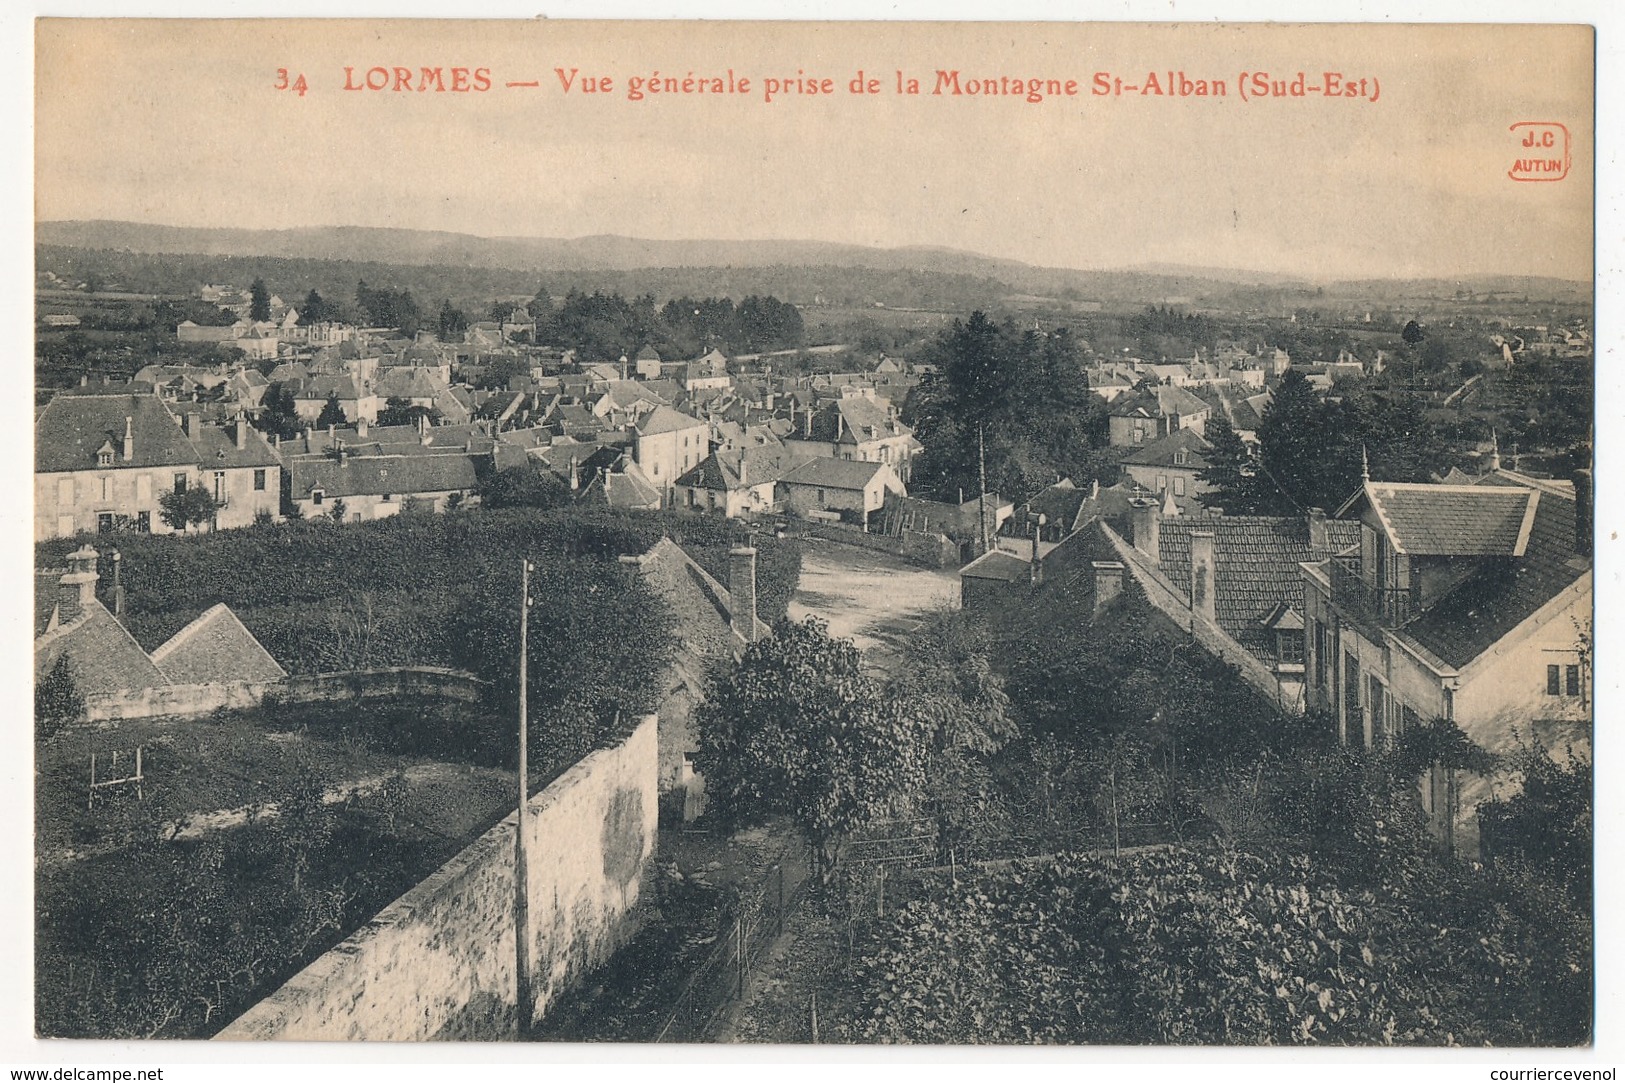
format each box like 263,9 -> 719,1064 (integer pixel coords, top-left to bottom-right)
81,666 -> 486,723
216,713 -> 659,1041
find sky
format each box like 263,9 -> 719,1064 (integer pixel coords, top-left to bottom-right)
34,19 -> 1595,281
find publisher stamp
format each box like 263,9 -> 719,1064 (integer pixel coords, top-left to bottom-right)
1508,121 -> 1571,181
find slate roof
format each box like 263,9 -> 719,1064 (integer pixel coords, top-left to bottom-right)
1012,479 -> 1091,533
189,420 -> 282,469
151,603 -> 286,685
960,549 -> 1033,583
1157,514 -> 1362,661
36,393 -> 199,474
288,453 -> 478,499
636,405 -> 707,437
1400,474 -> 1586,669
677,446 -> 791,491
1120,428 -> 1213,468
376,368 -> 444,400
794,397 -> 911,446
35,598 -> 169,695
581,464 -> 662,509
780,456 -> 889,491
296,375 -> 360,401
1343,481 -> 1540,557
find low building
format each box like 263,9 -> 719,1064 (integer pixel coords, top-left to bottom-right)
777,457 -> 905,527
284,446 -> 479,521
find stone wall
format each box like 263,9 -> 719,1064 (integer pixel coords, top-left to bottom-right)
215,713 -> 659,1041
80,666 -> 486,723
800,520 -> 956,568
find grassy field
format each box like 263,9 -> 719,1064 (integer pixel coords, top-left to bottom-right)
36,697 -> 521,1039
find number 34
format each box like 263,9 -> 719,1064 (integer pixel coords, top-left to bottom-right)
275,69 -> 308,96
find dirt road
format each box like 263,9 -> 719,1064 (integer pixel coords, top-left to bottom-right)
786,539 -> 960,671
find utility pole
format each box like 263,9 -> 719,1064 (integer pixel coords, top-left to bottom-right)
515,558 -> 533,1037
977,421 -> 990,554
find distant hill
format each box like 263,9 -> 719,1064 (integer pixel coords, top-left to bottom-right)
35,220 -> 1591,308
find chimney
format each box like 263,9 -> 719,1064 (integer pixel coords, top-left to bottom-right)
336,440 -> 348,466
1092,560 -> 1125,614
1190,530 -> 1217,624
57,545 -> 100,625
729,546 -> 758,644
1307,507 -> 1328,551
804,405 -> 812,439
328,422 -> 336,445
121,416 -> 134,461
235,417 -> 247,450
1573,468 -> 1592,557
737,453 -> 748,487
1130,499 -> 1161,563
569,456 -> 580,491
303,426 -> 313,453
1091,478 -> 1100,500
357,417 -> 369,439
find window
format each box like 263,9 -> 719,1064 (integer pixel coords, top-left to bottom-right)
1174,449 -> 1188,465
382,493 -> 394,502
1156,474 -> 1168,492
1566,664 -> 1581,697
1369,675 -> 1388,745
817,488 -> 826,503
137,511 -> 150,533
1399,704 -> 1420,738
253,469 -> 267,491
1277,630 -> 1304,665
173,473 -> 188,494
312,488 -> 325,506
1547,664 -> 1561,696
97,449 -> 113,467
1174,476 -> 1186,496
214,471 -> 226,504
96,513 -> 113,534
1133,428 -> 1145,445
101,476 -> 112,501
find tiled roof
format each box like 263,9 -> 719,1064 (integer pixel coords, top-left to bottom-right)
780,456 -> 888,491
1350,481 -> 1540,557
151,603 -> 286,684
376,368 -> 443,400
677,446 -> 791,491
35,598 -> 169,695
288,453 -> 478,499
36,393 -> 199,474
1158,514 -> 1362,661
1400,473 -> 1586,669
1120,428 -> 1212,468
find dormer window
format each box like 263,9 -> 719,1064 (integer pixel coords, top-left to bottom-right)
311,487 -> 325,506
1174,450 -> 1189,465
97,449 -> 113,467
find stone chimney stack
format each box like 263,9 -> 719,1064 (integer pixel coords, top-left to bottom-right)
235,416 -> 247,450
1307,507 -> 1328,551
57,545 -> 100,625
1092,561 -> 1125,614
737,452 -> 749,487
122,416 -> 134,461
729,546 -> 758,645
1573,468 -> 1592,558
357,417 -> 369,439
1190,530 -> 1217,624
1130,499 -> 1161,563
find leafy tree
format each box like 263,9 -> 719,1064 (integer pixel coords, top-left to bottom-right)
328,498 -> 348,523
528,287 -> 554,324
1197,416 -> 1268,513
437,300 -> 468,339
696,617 -> 930,883
477,465 -> 572,510
316,393 -> 346,428
254,384 -> 302,440
1478,743 -> 1591,898
377,396 -> 437,429
35,655 -> 84,741
158,485 -> 218,533
299,288 -> 327,325
249,278 -> 271,322
1402,319 -> 1424,345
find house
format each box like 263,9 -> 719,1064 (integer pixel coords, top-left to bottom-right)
1119,428 -> 1214,504
1108,500 -> 1362,702
293,375 -> 376,424
180,413 -> 282,529
676,445 -> 789,518
578,457 -> 663,511
777,457 -> 906,527
682,349 -> 732,392
620,539 -> 770,822
632,406 -> 710,507
1107,384 -> 1211,447
375,367 -> 446,408
1004,478 -> 1099,545
284,445 -> 479,521
782,393 -> 918,481
1299,468 -> 1592,855
633,345 -> 665,380
35,392 -> 202,540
